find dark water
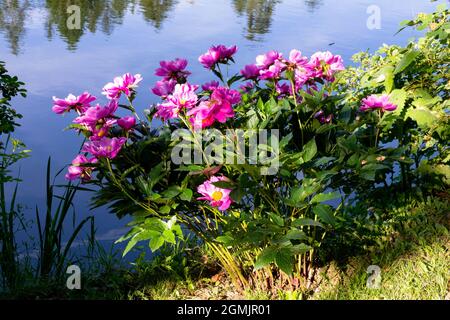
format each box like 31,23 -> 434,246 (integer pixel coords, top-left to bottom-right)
0,0 -> 444,248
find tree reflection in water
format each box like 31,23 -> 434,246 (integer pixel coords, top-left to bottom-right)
0,0 -> 323,54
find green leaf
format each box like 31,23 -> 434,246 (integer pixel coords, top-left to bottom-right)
162,229 -> 176,244
406,107 -> 439,129
291,243 -> 313,255
216,235 -> 234,245
313,204 -> 336,226
302,138 -> 317,163
394,50 -> 420,74
123,237 -> 139,256
285,229 -> 307,241
311,192 -> 340,204
254,247 -> 277,270
162,186 -> 182,199
269,213 -> 285,227
159,205 -> 171,214
292,218 -> 324,228
389,89 -> 407,115
149,236 -> 165,252
275,249 -> 293,275
179,189 -> 193,201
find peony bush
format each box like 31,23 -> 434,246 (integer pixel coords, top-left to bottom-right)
52,6 -> 449,289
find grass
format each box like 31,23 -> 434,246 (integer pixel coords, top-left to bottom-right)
314,197 -> 449,300
1,196 -> 448,300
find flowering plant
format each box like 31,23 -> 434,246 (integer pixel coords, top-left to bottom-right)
53,6 -> 449,289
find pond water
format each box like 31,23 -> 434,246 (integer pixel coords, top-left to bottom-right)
0,0 -> 444,249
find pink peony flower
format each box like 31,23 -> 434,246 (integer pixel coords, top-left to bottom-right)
259,60 -> 286,80
118,116 -> 136,131
167,83 -> 199,109
74,100 -> 118,128
199,45 -> 238,69
240,64 -> 260,80
294,67 -> 315,89
155,58 -> 191,81
276,82 -> 292,98
155,83 -> 199,122
52,92 -> 96,115
187,87 -> 239,129
309,51 -> 344,81
89,119 -> 117,141
288,49 -> 309,68
82,137 -> 127,159
197,176 -> 233,211
360,94 -> 397,112
103,73 -> 143,99
151,79 -> 177,98
65,155 -> 98,181
154,101 -> 180,121
202,80 -> 220,91
255,50 -> 282,69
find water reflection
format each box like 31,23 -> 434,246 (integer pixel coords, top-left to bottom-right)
0,0 -> 287,54
0,0 -> 29,55
45,0 -> 135,51
138,0 -> 178,28
304,0 -> 323,13
233,0 -> 280,41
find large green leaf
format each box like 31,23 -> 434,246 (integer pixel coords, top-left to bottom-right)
275,249 -> 293,275
302,138 -> 318,163
313,204 -> 337,226
311,192 -> 340,204
255,246 -> 277,270
394,50 -> 420,74
406,107 -> 439,129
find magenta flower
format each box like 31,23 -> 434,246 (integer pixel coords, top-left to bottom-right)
151,79 -> 177,98
294,67 -> 314,89
288,49 -> 309,68
276,82 -> 291,98
89,119 -> 117,141
309,51 -> 344,81
52,92 -> 96,115
202,80 -> 220,91
82,137 -> 127,159
197,176 -> 233,211
167,83 -> 199,109
360,94 -> 397,112
103,73 -> 143,99
65,155 -> 98,181
240,64 -> 260,80
255,50 -> 282,69
154,101 -> 180,121
188,87 -> 239,129
314,110 -> 333,124
155,58 -> 191,81
239,81 -> 255,92
259,60 -> 286,80
118,116 -> 136,131
199,45 -> 238,69
74,100 -> 118,128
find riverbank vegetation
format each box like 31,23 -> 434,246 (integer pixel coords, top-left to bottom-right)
0,5 -> 448,300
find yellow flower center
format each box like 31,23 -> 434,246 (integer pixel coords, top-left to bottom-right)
180,99 -> 187,105
212,191 -> 223,201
